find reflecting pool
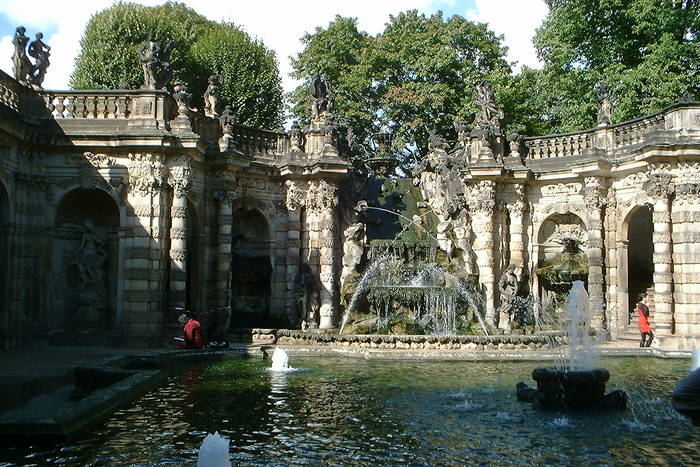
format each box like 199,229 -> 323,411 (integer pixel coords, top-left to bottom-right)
2,357 -> 698,466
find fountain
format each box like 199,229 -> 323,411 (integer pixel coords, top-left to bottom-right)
516,281 -> 627,411
269,347 -> 293,372
339,238 -> 488,336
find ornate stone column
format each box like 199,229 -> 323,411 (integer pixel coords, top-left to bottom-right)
214,190 -> 236,308
584,176 -> 608,333
468,180 -> 497,326
643,164 -> 675,339
167,157 -> 191,309
285,180 -> 307,320
501,184 -> 527,329
307,180 -> 339,329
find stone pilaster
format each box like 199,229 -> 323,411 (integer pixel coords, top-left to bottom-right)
468,180 -> 497,327
643,164 -> 675,340
285,180 -> 307,319
501,184 -> 527,329
167,158 -> 191,309
306,180 -> 338,329
671,162 -> 700,344
124,153 -> 167,341
214,190 -> 236,308
584,176 -> 608,333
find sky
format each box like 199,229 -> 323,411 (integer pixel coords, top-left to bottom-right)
0,0 -> 549,95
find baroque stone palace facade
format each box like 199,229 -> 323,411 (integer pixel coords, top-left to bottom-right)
0,69 -> 699,350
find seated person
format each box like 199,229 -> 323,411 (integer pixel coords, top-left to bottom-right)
175,312 -> 204,349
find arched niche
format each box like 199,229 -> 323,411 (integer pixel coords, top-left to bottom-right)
52,188 -> 120,332
231,207 -> 272,327
534,213 -> 588,300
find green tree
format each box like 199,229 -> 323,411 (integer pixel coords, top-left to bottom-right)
289,11 -> 511,171
533,0 -> 700,133
71,2 -> 282,129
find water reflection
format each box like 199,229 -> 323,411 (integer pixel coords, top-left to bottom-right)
0,357 -> 698,466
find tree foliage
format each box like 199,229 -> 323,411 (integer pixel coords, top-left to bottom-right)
289,12 -> 512,171
71,2 -> 283,129
533,0 -> 700,132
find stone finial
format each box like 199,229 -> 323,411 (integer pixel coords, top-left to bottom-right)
288,120 -> 303,152
138,32 -> 173,89
507,133 -> 523,158
11,26 -> 33,86
204,75 -> 221,117
454,116 -> 469,147
596,81 -> 613,126
309,74 -> 334,120
218,105 -> 237,152
172,81 -> 191,117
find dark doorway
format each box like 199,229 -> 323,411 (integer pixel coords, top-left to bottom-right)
627,206 -> 654,309
230,208 -> 272,327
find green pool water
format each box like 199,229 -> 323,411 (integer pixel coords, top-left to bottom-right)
2,356 -> 698,466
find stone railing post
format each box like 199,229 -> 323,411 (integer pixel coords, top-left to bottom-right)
643,164 -> 675,340
584,176 -> 608,333
468,180 -> 497,327
167,158 -> 191,310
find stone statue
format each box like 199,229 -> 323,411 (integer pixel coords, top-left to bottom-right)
12,26 -> 32,85
473,80 -> 504,127
454,116 -> 469,148
498,264 -> 519,332
27,32 -> 50,88
219,105 -> 236,133
72,220 -> 108,295
596,81 -> 613,126
138,32 -> 173,89
298,263 -> 318,331
340,222 -> 365,288
453,215 -> 478,275
310,74 -> 333,120
204,75 -> 221,117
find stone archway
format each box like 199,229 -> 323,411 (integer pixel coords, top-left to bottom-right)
52,188 -> 120,333
230,207 -> 272,327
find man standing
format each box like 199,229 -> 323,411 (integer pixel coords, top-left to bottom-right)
636,293 -> 653,347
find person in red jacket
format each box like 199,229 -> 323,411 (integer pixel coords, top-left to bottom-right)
636,293 -> 653,347
177,312 -> 204,349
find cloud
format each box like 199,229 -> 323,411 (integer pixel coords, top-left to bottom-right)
466,0 -> 548,71
0,0 -> 546,92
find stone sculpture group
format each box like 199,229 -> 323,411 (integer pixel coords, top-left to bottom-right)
11,26 -> 50,88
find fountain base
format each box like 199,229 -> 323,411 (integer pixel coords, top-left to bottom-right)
517,367 -> 627,411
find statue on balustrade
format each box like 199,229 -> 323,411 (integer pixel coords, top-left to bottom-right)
11,26 -> 33,85
596,81 -> 613,126
27,32 -> 50,88
138,32 -> 173,89
204,75 -> 221,117
310,74 -> 334,120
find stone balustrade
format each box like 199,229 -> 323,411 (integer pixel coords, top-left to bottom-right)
525,132 -> 593,159
612,113 -> 665,149
40,90 -> 133,119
